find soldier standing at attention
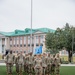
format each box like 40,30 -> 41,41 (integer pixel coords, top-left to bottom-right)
42,53 -> 47,75
47,53 -> 51,75
28,52 -> 34,75
5,50 -> 9,74
15,53 -> 20,75
34,54 -> 43,75
24,53 -> 29,74
5,50 -> 15,75
51,54 -> 56,75
55,53 -> 61,75
18,51 -> 24,75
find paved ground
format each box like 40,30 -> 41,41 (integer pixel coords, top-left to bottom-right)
0,59 -> 75,66
0,63 -> 75,66
0,59 -> 5,63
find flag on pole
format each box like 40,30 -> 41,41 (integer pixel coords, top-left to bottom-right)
35,46 -> 42,54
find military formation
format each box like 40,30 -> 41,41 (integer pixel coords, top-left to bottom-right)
5,50 -> 61,75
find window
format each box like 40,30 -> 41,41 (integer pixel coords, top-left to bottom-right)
40,43 -> 43,46
36,36 -> 39,43
28,36 -> 30,44
14,45 -> 16,47
2,45 -> 4,53
24,51 -> 26,53
24,44 -> 26,47
10,38 -> 12,46
40,35 -> 44,43
14,37 -> 17,46
20,44 -> 22,47
17,37 -> 19,45
36,44 -> 39,46
17,45 -> 19,47
32,44 -> 34,46
28,44 -> 30,46
36,36 -> 38,39
10,45 -> 12,47
16,51 -> 18,53
24,36 -> 26,44
13,51 -> 15,53
32,36 -> 34,44
20,37 -> 22,44
10,38 -> 12,41
41,35 -> 43,39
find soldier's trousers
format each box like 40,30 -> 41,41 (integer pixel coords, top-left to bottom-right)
55,65 -> 60,74
16,64 -> 19,73
51,64 -> 55,74
7,64 -> 13,74
42,67 -> 46,75
46,64 -> 51,74
18,64 -> 23,73
34,67 -> 42,75
28,64 -> 33,74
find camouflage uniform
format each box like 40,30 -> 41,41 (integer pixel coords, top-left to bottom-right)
55,53 -> 61,75
47,53 -> 51,75
24,54 -> 26,73
18,52 -> 24,75
24,54 -> 29,74
42,53 -> 47,75
28,53 -> 34,75
5,51 -> 15,75
51,54 -> 56,75
34,55 -> 43,75
15,53 -> 19,74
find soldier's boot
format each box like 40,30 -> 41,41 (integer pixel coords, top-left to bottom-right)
10,74 -> 12,75
29,73 -> 32,75
56,74 -> 59,75
44,69 -> 46,75
18,72 -> 20,75
20,72 -> 22,75
18,73 -> 21,75
17,73 -> 19,75
8,73 -> 12,75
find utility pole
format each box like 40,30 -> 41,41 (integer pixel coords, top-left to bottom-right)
72,27 -> 74,62
30,0 -> 33,53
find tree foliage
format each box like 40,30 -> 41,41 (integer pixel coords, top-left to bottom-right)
45,23 -> 75,56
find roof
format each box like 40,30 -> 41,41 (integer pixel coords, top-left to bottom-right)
0,28 -> 55,37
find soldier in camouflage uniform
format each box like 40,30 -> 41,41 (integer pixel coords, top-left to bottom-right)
47,53 -> 51,75
42,53 -> 47,75
34,54 -> 43,75
18,51 -> 24,75
15,53 -> 20,75
55,53 -> 61,75
24,53 -> 26,73
5,50 -> 9,74
5,50 -> 15,75
51,54 -> 56,75
28,52 -> 34,75
24,53 -> 29,74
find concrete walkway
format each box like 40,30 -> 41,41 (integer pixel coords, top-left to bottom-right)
0,63 -> 75,66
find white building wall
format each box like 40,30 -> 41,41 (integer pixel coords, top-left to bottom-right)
0,38 -> 2,54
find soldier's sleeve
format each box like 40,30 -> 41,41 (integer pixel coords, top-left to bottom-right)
34,59 -> 36,66
5,55 -> 8,63
60,58 -> 62,64
13,55 -> 15,64
5,55 -> 7,63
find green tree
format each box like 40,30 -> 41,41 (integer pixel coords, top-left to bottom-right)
45,23 -> 75,62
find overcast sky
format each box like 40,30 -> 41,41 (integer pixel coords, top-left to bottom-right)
0,0 -> 75,32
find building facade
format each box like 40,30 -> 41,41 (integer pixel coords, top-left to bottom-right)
0,28 -> 55,54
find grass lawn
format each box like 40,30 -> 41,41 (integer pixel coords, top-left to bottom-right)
0,66 -> 75,75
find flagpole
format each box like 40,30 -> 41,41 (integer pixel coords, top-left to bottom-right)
30,0 -> 32,53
